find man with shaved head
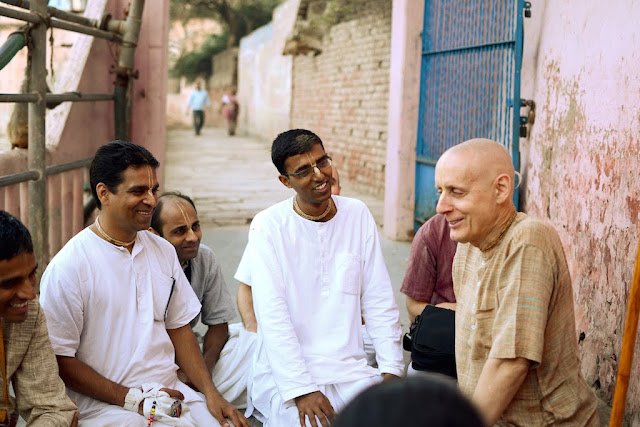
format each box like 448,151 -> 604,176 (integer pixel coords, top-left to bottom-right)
151,192 -> 255,410
435,139 -> 598,425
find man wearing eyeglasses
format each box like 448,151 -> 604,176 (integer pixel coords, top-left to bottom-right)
244,129 -> 404,427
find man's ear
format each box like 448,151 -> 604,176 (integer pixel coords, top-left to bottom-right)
494,173 -> 512,203
148,227 -> 160,236
278,175 -> 292,188
96,182 -> 110,207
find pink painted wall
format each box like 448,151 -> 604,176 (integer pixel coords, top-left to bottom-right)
519,2 -> 640,420
382,0 -> 423,241
384,0 -> 640,420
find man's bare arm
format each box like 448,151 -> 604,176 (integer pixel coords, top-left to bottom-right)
203,323 -> 229,374
472,357 -> 530,426
56,356 -> 130,407
435,302 -> 456,311
237,282 -> 257,332
406,296 -> 428,323
406,297 -> 457,324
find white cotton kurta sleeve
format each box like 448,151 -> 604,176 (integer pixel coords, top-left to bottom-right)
249,223 -> 320,403
359,213 -> 405,377
249,221 -> 319,402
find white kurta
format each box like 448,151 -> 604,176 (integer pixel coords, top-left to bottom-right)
40,229 -> 205,422
246,196 -> 404,421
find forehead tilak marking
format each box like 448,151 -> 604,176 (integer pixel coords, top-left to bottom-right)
173,199 -> 192,229
304,152 -> 320,175
146,165 -> 154,197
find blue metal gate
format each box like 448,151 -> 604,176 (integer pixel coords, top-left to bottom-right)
415,0 -> 525,226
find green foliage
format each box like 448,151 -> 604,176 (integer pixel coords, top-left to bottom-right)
308,0 -> 355,30
170,33 -> 229,82
169,0 -> 281,81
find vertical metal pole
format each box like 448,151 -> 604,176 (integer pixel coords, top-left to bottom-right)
28,0 -> 48,288
512,0 -> 525,210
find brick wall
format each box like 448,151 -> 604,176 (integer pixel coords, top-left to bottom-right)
290,0 -> 392,198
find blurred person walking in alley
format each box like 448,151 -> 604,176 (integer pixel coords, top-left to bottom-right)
186,81 -> 211,136
220,89 -> 239,136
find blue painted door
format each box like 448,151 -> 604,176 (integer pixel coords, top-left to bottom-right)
415,0 -> 525,226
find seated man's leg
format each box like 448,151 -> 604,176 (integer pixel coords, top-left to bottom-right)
264,377 -> 381,427
185,399 -> 225,426
212,322 -> 257,409
78,406 -> 148,427
78,397 -> 224,427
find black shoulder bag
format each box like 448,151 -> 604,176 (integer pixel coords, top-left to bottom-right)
404,305 -> 457,378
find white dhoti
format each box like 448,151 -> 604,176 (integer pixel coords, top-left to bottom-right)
249,325 -> 380,426
260,376 -> 382,427
77,397 -> 221,427
211,323 -> 257,409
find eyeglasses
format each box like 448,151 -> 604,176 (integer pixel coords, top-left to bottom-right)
285,155 -> 333,179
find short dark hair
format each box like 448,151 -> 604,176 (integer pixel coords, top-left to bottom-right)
0,211 -> 34,261
151,192 -> 197,237
333,375 -> 485,427
89,140 -> 159,210
271,129 -> 325,175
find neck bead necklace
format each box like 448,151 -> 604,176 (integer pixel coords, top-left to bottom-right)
293,196 -> 333,221
94,217 -> 136,247
481,210 -> 518,252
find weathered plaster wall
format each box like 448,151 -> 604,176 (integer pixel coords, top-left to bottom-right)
520,1 -> 640,421
237,0 -> 297,141
290,0 -> 392,198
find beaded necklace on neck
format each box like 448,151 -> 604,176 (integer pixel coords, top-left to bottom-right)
94,217 -> 136,247
293,196 -> 333,221
481,210 -> 518,252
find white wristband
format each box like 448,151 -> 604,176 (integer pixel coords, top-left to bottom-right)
123,387 -> 143,412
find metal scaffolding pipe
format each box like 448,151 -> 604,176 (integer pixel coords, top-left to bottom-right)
50,18 -> 122,43
28,0 -> 47,289
117,0 -> 145,71
0,170 -> 39,187
0,92 -> 114,103
0,31 -> 26,71
110,0 -> 145,140
0,4 -> 39,23
45,157 -> 92,176
0,93 -> 39,102
46,92 -> 114,103
1,0 -> 99,27
0,157 -> 92,188
0,4 -> 122,43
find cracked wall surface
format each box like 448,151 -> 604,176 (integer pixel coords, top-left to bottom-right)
520,1 -> 640,422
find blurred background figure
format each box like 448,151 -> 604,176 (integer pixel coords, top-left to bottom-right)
333,375 -> 485,427
185,81 -> 211,136
220,88 -> 239,136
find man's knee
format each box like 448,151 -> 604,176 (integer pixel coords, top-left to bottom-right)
79,409 -> 147,427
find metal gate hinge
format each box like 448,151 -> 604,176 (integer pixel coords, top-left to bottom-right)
519,99 -> 536,138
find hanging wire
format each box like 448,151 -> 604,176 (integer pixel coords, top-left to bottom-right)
48,26 -> 55,82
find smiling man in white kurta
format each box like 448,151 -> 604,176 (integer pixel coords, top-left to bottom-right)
246,129 -> 404,427
40,141 -> 248,427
